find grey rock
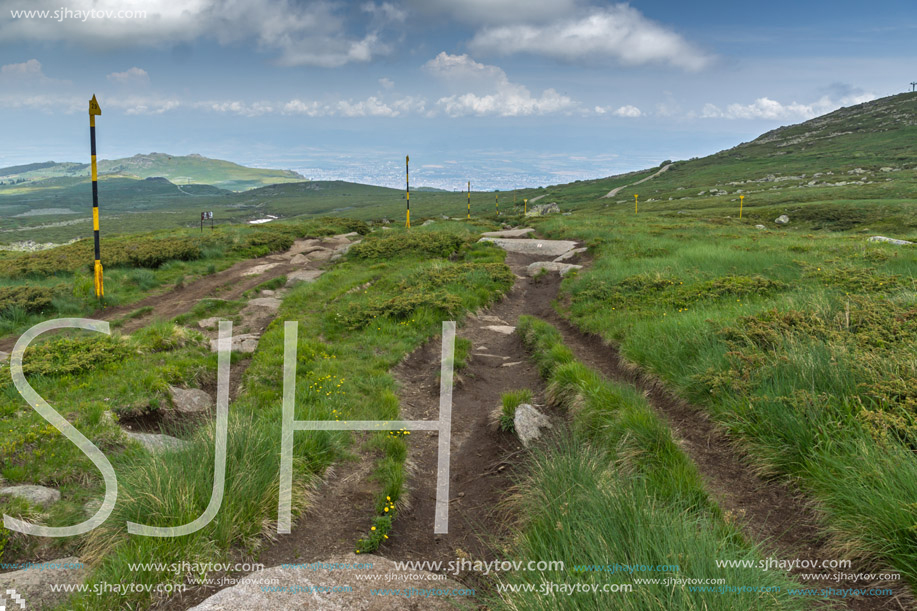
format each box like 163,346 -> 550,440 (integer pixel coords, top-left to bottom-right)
526,261 -> 582,277
286,269 -> 324,286
210,333 -> 261,353
755,224 -> 767,230
421,219 -> 435,226
479,237 -> 578,257
197,317 -> 222,330
525,202 -> 560,216
125,431 -> 190,453
0,485 -> 61,507
552,247 -> 587,263
0,556 -> 88,611
480,227 -> 535,238
868,235 -> 914,246
168,386 -> 214,415
189,553 -> 463,611
774,215 -> 790,225
514,404 -> 552,447
483,325 -> 516,335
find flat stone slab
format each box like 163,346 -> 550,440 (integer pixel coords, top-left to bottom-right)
527,261 -> 582,277
0,556 -> 88,611
286,269 -> 324,286
125,431 -> 190,453
478,237 -> 577,257
168,386 -> 214,415
480,228 -> 535,238
483,325 -> 516,335
553,247 -> 587,262
868,235 -> 914,246
189,553 -> 465,611
0,485 -> 61,507
476,315 -> 509,325
243,263 -> 281,277
211,333 -> 261,353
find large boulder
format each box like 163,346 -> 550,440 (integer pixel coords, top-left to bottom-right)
189,553 -> 467,610
478,238 -> 578,257
0,485 -> 60,507
514,404 -> 552,447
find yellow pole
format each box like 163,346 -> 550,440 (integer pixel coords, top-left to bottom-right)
495,192 -> 499,216
467,180 -> 470,219
524,198 -> 527,215
89,95 -> 103,298
739,195 -> 744,219
405,155 -> 410,228
634,194 -> 639,214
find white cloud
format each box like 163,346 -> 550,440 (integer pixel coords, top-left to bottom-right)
379,77 -> 395,89
1,59 -> 43,77
595,104 -> 642,117
407,0 -> 577,25
469,4 -> 711,71
424,52 -> 576,117
701,92 -> 876,121
107,67 -> 150,86
0,1 -> 399,68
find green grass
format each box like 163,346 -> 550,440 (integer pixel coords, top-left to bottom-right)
487,316 -> 808,610
499,389 -> 533,432
532,206 -> 917,588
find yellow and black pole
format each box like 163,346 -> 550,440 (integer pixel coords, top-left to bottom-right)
405,155 -> 410,228
524,198 -> 528,215
634,193 -> 639,214
466,180 -> 471,219
89,94 -> 103,298
495,192 -> 499,216
739,195 -> 744,219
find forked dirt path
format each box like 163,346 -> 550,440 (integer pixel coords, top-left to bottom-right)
168,231 -> 910,610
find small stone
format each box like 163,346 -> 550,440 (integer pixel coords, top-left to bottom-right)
514,404 -> 552,448
197,317 -> 221,329
755,224 -> 767,230
526,261 -> 582,277
774,215 -> 790,225
168,386 -> 214,415
124,431 -> 190,453
0,484 -> 61,507
867,235 -> 914,246
483,325 -> 515,335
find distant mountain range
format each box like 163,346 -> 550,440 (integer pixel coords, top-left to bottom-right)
0,153 -> 306,192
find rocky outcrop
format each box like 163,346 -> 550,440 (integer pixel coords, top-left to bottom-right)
0,485 -> 60,507
514,404 -> 552,448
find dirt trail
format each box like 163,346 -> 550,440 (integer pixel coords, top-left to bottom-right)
602,162 -> 673,198
0,235 -> 352,352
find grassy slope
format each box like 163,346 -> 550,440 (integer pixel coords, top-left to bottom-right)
489,316 -> 807,610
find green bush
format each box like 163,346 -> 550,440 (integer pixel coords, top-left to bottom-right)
0,285 -> 58,314
350,231 -> 471,260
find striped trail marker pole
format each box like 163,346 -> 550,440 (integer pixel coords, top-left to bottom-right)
89,94 -> 103,298
467,180 -> 471,219
634,193 -> 639,214
495,192 -> 499,216
524,198 -> 528,215
405,155 -> 410,228
739,195 -> 744,219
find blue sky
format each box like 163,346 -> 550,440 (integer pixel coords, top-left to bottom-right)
0,0 -> 914,189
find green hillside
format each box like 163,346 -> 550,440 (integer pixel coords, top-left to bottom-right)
0,153 -> 305,192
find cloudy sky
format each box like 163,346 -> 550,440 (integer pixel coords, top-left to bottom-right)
1,0 -> 914,188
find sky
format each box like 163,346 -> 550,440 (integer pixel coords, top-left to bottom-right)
0,0 -> 915,189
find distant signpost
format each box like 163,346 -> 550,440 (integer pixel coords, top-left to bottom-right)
201,211 -> 214,232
